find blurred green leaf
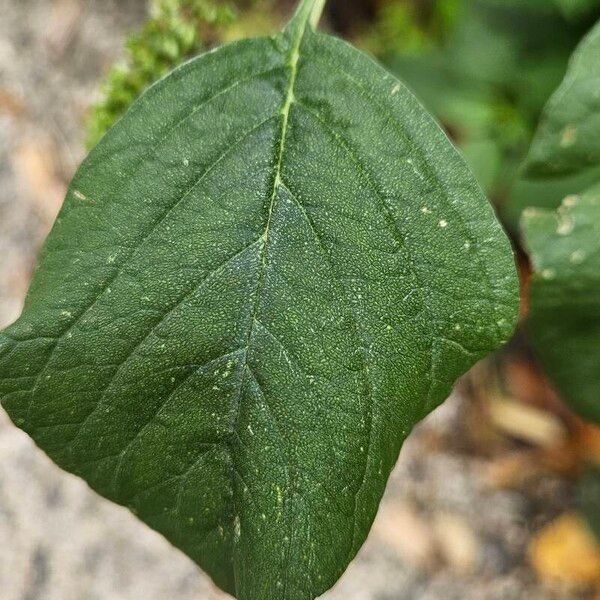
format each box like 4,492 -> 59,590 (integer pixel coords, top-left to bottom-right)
367,0 -> 586,197
522,186 -> 600,422
554,0 -> 600,20
579,466 -> 600,541
524,19 -> 600,178
503,163 -> 600,230
461,139 -> 503,192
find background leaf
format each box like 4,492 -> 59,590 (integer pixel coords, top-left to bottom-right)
522,186 -> 600,423
554,0 -> 600,20
0,1 -> 518,598
524,19 -> 600,178
503,163 -> 600,230
579,466 -> 600,540
374,0 -> 588,202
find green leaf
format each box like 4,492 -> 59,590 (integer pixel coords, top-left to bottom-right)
503,163 -> 600,230
522,186 -> 600,423
0,0 -> 518,597
524,19 -> 600,178
554,0 -> 600,20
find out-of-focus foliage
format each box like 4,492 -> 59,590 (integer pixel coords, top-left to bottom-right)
580,466 -> 600,540
555,0 -> 600,20
515,5 -> 600,428
360,0 -> 599,221
504,163 -> 600,230
521,188 -> 600,423
516,15 -> 600,540
524,19 -> 600,179
85,0 -> 240,148
85,0 -> 232,147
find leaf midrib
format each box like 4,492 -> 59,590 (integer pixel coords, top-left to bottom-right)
229,15 -> 311,597
243,19 -> 308,355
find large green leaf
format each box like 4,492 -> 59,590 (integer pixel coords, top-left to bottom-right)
522,186 -> 600,423
0,1 -> 518,598
524,19 -> 600,178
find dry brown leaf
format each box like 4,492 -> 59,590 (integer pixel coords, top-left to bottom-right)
503,357 -> 570,417
574,422 -> 600,465
11,135 -> 66,230
487,397 -> 567,448
529,513 -> 600,588
0,88 -> 25,119
433,512 -> 480,574
372,503 -> 437,570
483,453 -> 544,489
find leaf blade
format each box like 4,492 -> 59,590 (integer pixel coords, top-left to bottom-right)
524,19 -> 600,178
522,186 -> 600,423
0,8 -> 518,600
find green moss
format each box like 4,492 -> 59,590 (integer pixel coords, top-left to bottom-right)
85,0 -> 237,148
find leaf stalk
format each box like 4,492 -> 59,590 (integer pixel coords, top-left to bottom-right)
293,0 -> 327,30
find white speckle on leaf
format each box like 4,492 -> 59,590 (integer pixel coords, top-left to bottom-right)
541,268 -> 556,280
522,207 -> 542,219
421,206 -> 431,214
234,516 -> 241,541
563,194 -> 579,207
391,83 -> 401,95
556,216 -> 573,236
439,219 -> 448,228
570,250 -> 586,264
73,189 -> 87,201
560,124 -> 577,147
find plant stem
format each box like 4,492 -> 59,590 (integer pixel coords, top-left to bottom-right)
293,0 -> 327,30
309,0 -> 326,28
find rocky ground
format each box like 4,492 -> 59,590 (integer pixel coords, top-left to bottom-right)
0,1 -> 596,599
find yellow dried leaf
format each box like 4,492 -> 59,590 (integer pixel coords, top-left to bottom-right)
529,513 -> 600,588
488,397 -> 567,448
